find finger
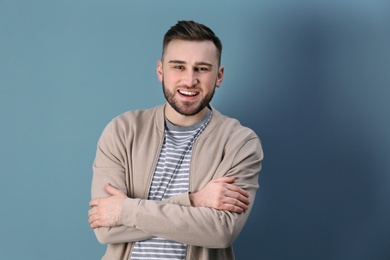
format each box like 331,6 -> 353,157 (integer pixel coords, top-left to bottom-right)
88,214 -> 95,224
213,176 -> 235,184
236,192 -> 250,205
226,184 -> 249,197
223,198 -> 249,212
89,213 -> 102,229
88,207 -> 96,217
89,215 -> 94,226
90,219 -> 99,229
221,203 -> 245,213
225,189 -> 250,205
89,199 -> 99,207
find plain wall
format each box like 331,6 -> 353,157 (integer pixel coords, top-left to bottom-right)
1,1 -> 389,259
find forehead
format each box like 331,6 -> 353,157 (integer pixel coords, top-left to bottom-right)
163,40 -> 218,64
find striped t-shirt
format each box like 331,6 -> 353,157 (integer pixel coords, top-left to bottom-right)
130,109 -> 212,260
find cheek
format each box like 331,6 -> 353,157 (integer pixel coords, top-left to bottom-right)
162,71 -> 180,83
204,75 -> 219,87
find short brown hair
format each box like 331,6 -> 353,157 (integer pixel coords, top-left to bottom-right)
162,20 -> 223,65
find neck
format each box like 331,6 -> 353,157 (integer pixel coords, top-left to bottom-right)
164,105 -> 208,127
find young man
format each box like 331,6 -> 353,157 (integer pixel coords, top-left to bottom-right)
88,20 -> 263,260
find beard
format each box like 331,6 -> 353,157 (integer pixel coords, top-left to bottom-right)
162,81 -> 216,117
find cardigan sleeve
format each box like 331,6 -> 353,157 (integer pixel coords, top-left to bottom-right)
120,137 -> 263,248
91,120 -> 193,244
91,121 -> 155,244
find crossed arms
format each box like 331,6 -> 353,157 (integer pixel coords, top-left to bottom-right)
88,120 -> 262,248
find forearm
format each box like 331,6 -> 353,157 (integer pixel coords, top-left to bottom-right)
121,196 -> 253,248
92,167 -> 192,244
92,193 -> 192,244
119,137 -> 262,247
93,226 -> 152,244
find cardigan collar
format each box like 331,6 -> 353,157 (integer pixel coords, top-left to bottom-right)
154,104 -> 221,138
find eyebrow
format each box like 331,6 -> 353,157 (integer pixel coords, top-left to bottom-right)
168,60 -> 213,68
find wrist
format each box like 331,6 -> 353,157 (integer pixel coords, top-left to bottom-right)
189,192 -> 197,207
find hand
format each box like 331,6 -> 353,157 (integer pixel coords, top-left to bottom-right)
88,183 -> 127,229
189,177 -> 250,213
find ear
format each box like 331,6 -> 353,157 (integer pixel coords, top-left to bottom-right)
156,60 -> 163,82
215,66 -> 224,88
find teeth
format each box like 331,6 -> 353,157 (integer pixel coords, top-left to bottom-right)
179,90 -> 197,96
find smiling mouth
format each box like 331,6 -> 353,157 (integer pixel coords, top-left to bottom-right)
178,90 -> 199,96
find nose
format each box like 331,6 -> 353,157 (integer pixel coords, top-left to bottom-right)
182,70 -> 198,87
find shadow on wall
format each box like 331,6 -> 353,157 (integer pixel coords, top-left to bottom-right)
231,5 -> 390,260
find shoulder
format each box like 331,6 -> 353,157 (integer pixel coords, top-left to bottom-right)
113,105 -> 162,125
198,107 -> 264,170
100,105 -> 164,139
207,107 -> 259,142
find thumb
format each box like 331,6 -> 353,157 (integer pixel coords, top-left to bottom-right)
214,176 -> 235,184
105,183 -> 123,196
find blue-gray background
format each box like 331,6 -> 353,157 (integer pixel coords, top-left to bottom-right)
1,1 -> 389,259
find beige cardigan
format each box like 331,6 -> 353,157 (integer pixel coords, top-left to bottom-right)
91,105 -> 263,259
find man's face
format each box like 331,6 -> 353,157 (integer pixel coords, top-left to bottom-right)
157,40 -> 224,123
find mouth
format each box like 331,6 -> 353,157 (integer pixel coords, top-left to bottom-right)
178,89 -> 199,97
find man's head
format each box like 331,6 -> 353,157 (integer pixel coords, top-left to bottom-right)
162,20 -> 223,66
157,21 -> 224,126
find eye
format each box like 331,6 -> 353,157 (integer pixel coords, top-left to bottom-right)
195,67 -> 209,72
174,65 -> 184,70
